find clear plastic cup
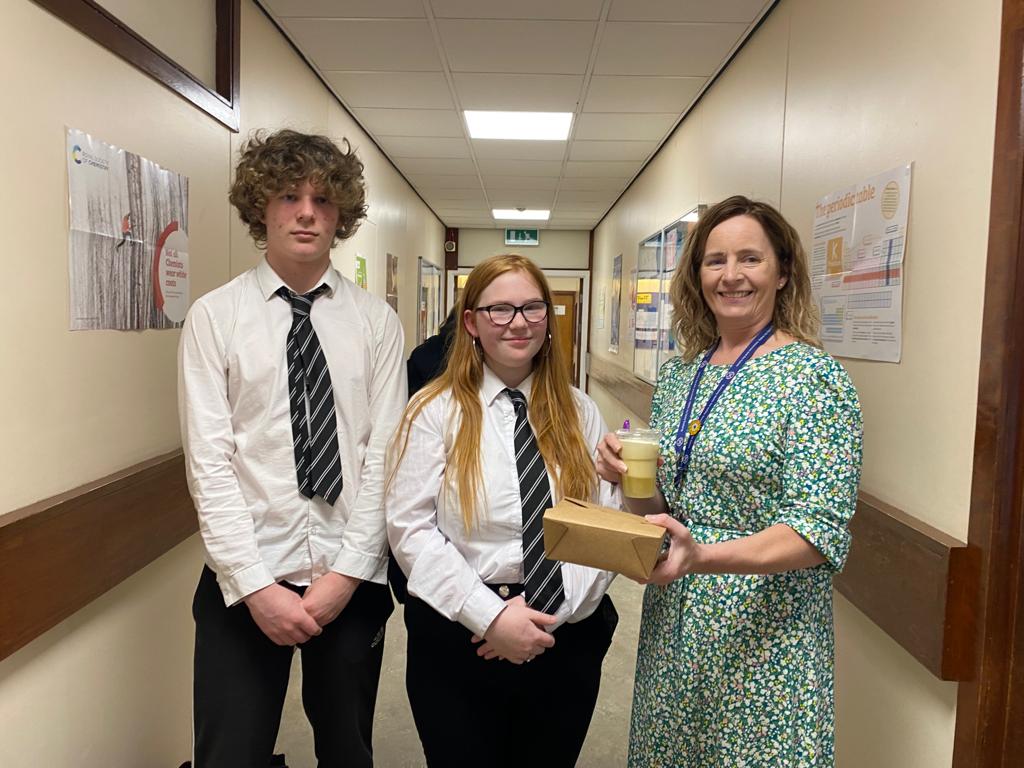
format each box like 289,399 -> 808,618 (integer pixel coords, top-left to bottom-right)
615,427 -> 662,498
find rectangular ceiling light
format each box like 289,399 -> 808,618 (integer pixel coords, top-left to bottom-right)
493,209 -> 550,220
465,111 -> 572,141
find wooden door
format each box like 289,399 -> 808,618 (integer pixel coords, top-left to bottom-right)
551,290 -> 578,386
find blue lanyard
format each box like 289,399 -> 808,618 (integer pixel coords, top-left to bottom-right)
674,324 -> 774,487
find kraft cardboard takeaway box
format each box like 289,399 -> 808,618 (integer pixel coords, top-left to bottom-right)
542,498 -> 667,580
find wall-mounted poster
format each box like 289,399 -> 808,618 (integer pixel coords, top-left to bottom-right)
67,128 -> 189,330
811,164 -> 912,362
386,252 -> 399,312
609,254 -> 622,353
354,254 -> 368,289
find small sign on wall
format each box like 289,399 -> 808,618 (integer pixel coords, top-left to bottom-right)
505,228 -> 539,246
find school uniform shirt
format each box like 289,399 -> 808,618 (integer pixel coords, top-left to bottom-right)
386,365 -> 619,638
179,257 -> 407,606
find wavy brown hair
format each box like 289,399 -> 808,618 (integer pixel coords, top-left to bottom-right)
229,129 -> 367,246
670,195 -> 821,360
388,254 -> 597,529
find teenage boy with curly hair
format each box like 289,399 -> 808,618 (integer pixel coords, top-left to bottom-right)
179,130 -> 405,767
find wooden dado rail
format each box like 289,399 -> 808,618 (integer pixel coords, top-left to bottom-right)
588,354 -> 978,681
0,371 -> 979,679
0,451 -> 197,662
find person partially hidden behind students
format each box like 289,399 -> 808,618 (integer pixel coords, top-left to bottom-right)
385,253 -> 619,767
178,129 -> 405,767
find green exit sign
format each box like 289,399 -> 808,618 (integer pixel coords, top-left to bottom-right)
504,228 -> 539,246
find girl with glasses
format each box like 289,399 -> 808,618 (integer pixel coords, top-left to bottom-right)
385,253 -> 619,767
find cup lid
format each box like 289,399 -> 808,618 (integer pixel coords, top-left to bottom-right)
616,427 -> 662,441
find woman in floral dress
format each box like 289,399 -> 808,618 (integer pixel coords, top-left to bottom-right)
596,196 -> 862,767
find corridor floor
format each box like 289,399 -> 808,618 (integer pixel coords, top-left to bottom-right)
274,578 -> 644,767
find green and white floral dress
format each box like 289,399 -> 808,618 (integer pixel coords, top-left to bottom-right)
628,343 -> 862,768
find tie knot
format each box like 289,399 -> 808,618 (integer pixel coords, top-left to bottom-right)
505,388 -> 527,411
277,284 -> 329,314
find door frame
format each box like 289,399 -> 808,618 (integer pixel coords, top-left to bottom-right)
952,0 -> 1024,764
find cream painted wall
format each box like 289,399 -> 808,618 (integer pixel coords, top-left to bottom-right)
96,0 -> 217,88
589,0 -> 1000,765
458,227 -> 590,268
0,0 -> 441,764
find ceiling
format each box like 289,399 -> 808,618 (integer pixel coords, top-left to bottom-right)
260,0 -> 775,230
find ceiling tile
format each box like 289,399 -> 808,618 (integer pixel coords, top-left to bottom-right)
264,0 -> 425,17
353,108 -> 463,137
395,158 -> 478,175
428,199 -> 491,211
414,187 -> 485,201
489,193 -> 556,208
323,72 -> 453,109
555,189 -> 618,203
569,140 -> 656,161
477,159 -> 564,177
565,161 -> 639,177
438,20 -> 596,74
431,0 -> 604,20
583,75 -> 704,113
574,113 -> 676,140
552,201 -> 606,214
377,136 -> 471,159
558,176 -> 630,191
453,74 -> 584,111
282,19 -> 441,71
482,176 -> 560,191
595,22 -> 747,76
607,0 -> 768,23
471,140 -> 567,161
408,174 -> 482,188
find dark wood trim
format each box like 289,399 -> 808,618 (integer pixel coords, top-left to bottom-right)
0,452 -> 197,662
953,0 -> 1024,763
587,353 -> 656,423
444,227 -> 459,314
834,494 -> 976,681
31,0 -> 240,131
585,230 -> 595,394
587,353 -> 979,680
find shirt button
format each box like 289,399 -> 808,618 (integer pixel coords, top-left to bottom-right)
498,585 -> 510,598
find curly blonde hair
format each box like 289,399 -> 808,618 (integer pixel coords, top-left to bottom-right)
229,129 -> 367,247
670,196 -> 821,360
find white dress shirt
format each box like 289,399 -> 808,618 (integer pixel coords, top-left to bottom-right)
386,365 -> 619,638
179,258 -> 407,605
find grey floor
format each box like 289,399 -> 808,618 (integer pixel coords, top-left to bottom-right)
275,578 -> 645,767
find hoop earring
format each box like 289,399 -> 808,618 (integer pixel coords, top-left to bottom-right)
473,337 -> 483,357
543,331 -> 552,358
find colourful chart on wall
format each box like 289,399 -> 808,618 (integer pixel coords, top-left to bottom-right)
66,128 -> 189,330
811,164 -> 911,362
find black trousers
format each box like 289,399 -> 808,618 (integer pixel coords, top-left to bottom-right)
403,591 -> 618,768
192,566 -> 393,768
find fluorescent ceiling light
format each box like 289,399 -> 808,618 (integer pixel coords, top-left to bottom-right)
465,111 -> 572,141
682,210 -> 701,222
493,209 -> 550,220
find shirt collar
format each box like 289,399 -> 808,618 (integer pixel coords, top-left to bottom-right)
481,364 -> 535,407
256,257 -> 339,301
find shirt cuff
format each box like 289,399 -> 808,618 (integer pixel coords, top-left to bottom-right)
218,561 -> 276,607
456,582 -> 507,638
332,548 -> 388,585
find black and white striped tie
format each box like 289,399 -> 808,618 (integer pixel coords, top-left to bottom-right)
505,388 -> 564,614
279,285 -> 343,505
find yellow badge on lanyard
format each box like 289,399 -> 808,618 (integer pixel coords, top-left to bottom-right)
687,418 -> 702,436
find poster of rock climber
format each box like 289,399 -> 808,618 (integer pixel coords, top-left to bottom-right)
66,128 -> 189,330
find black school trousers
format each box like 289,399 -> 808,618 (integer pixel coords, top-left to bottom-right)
191,566 -> 393,768
403,590 -> 618,768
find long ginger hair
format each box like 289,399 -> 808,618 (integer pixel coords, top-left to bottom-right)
388,254 -> 596,528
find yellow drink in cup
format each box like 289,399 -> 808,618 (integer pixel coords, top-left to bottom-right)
616,428 -> 662,498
